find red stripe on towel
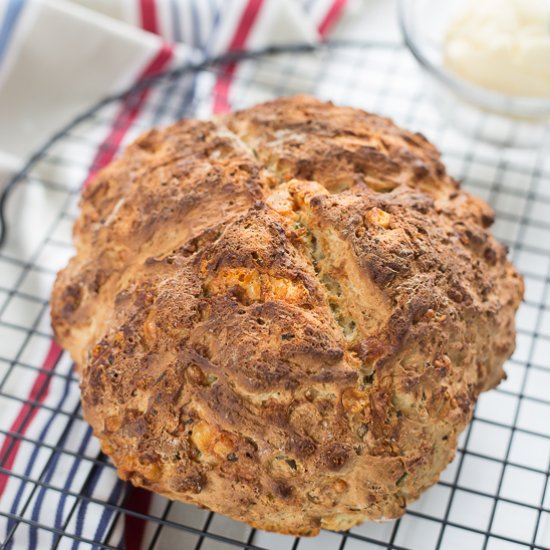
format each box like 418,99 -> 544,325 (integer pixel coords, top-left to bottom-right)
86,44 -> 174,184
212,0 -> 264,113
124,486 -> 154,550
139,0 -> 159,34
0,342 -> 63,496
318,0 -> 347,39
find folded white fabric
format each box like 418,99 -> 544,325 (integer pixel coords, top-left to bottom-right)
0,0 -> 351,186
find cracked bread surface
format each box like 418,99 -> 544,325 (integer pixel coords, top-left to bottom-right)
51,96 -> 523,535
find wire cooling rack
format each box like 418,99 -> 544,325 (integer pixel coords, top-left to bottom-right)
0,42 -> 549,550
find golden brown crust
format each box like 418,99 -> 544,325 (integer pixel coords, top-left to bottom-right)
51,96 -> 523,536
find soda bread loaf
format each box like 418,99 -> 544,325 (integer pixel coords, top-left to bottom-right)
51,96 -> 523,535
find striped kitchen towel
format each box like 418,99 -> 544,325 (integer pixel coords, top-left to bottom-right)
0,0 -> 351,185
0,1 -> 351,548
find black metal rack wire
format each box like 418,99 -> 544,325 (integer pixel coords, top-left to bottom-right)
0,42 -> 549,550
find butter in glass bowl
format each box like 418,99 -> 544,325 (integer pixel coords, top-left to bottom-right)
444,0 -> 550,98
399,0 -> 550,147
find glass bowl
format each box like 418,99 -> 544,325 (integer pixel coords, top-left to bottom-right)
397,0 -> 550,147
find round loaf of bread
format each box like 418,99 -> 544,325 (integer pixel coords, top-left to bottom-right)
52,96 -> 523,535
